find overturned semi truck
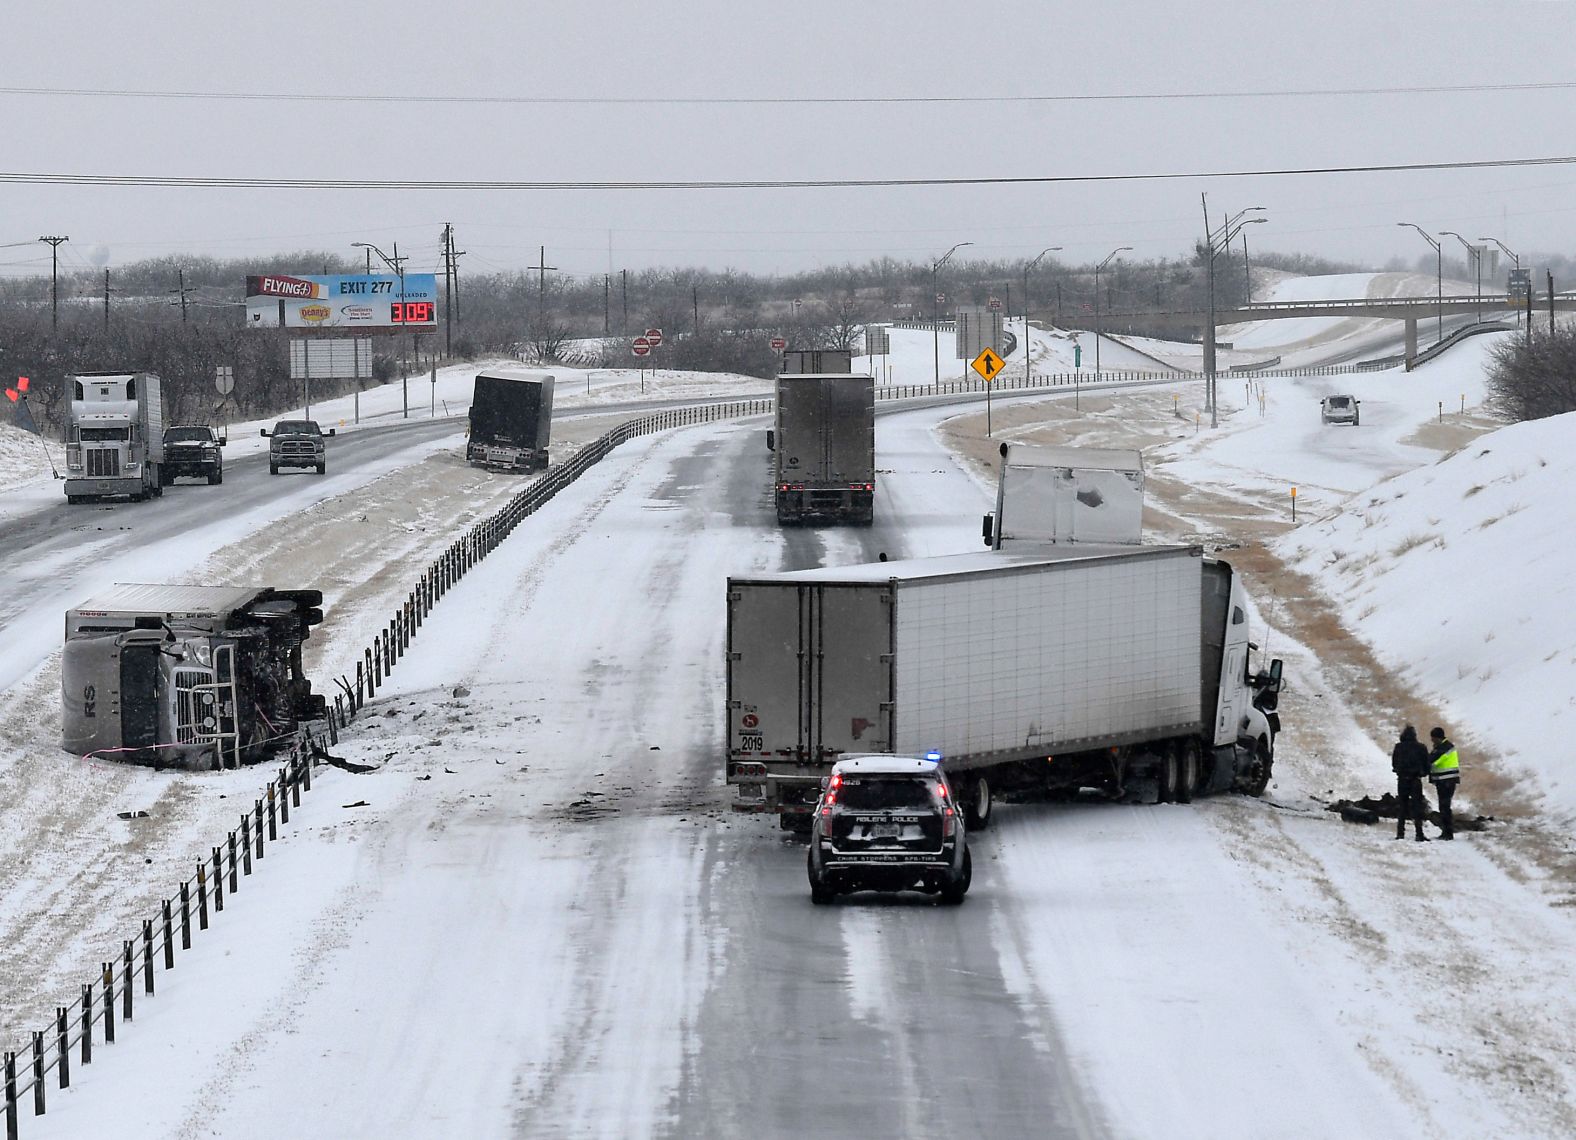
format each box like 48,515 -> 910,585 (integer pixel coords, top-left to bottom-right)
62,584 -> 327,769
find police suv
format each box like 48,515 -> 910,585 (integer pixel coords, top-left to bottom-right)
807,754 -> 972,905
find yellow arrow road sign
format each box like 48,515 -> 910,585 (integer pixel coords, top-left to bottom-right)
971,347 -> 1005,381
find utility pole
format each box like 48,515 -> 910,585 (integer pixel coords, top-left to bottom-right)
172,268 -> 193,323
440,223 -> 464,356
103,269 -> 112,328
604,274 -> 611,337
39,236 -> 68,329
528,245 -> 557,354
621,269 -> 628,337
693,284 -> 700,332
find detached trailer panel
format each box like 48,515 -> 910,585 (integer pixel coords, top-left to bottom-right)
467,370 -> 555,470
727,545 -> 1205,813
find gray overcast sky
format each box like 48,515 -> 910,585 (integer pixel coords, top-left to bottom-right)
4,0 -> 1575,282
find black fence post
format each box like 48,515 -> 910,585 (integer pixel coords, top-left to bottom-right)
102,964 -> 114,1044
355,661 -> 365,709
80,986 -> 91,1066
212,848 -> 224,913
122,942 -> 134,1021
56,1008 -> 68,1091
268,783 -> 279,838
279,771 -> 290,825
179,881 -> 191,948
5,1051 -> 16,1140
365,648 -> 376,697
373,636 -> 383,686
161,899 -> 174,969
31,1032 -> 43,1117
302,744 -> 312,792
228,833 -> 239,894
255,799 -> 266,859
241,817 -> 253,876
291,758 -> 302,808
196,864 -> 209,929
144,919 -> 156,991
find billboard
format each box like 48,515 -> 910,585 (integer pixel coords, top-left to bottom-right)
246,274 -> 439,330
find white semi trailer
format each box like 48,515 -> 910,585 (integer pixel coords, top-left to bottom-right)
725,543 -> 1282,830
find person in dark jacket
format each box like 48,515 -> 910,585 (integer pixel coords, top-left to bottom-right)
1390,725 -> 1431,841
1428,727 -> 1461,840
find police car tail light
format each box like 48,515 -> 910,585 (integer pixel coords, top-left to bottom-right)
942,805 -> 956,839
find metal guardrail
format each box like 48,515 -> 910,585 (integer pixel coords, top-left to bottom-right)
1409,320 -> 1516,368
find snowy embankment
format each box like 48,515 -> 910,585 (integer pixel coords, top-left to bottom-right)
1279,410 -> 1576,819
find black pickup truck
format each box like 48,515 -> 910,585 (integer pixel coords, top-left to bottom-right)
162,425 -> 226,484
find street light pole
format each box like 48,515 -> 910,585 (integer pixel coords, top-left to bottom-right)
1398,223 -> 1443,343
352,240 -> 410,414
931,242 -> 972,387
1440,231 -> 1482,323
1203,208 -> 1266,428
1093,246 -> 1132,384
1023,247 -> 1061,382
1479,235 -> 1520,325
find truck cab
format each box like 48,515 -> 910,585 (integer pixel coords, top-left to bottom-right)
64,371 -> 165,503
62,584 -> 326,769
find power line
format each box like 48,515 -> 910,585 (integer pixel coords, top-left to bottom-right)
2,154 -> 1575,192
4,80 -> 1576,106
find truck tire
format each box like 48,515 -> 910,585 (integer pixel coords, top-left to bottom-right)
940,847 -> 972,905
316,462 -> 326,475
965,775 -> 993,830
1176,740 -> 1200,804
270,461 -> 280,475
1238,738 -> 1273,797
808,851 -> 836,905
209,468 -> 222,485
1157,748 -> 1180,803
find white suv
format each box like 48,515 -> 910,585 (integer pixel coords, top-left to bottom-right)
1320,395 -> 1360,426
807,755 -> 972,905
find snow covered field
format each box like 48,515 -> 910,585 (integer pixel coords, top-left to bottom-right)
4,275 -> 1576,1137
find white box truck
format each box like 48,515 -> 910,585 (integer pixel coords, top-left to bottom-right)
64,371 -> 165,503
725,543 -> 1282,830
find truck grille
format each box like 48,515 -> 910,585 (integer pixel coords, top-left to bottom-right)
278,441 -> 318,459
174,669 -> 215,744
86,448 -> 120,477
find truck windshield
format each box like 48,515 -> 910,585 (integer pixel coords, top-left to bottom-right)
274,421 -> 321,435
165,428 -> 213,442
80,427 -> 130,442
838,776 -> 936,811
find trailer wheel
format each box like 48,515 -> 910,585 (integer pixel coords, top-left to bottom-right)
965,775 -> 993,830
1176,740 -> 1201,804
940,847 -> 972,905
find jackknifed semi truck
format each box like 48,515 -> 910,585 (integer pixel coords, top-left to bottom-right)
768,350 -> 875,526
725,543 -> 1283,830
467,369 -> 555,471
62,584 -> 327,769
64,371 -> 165,503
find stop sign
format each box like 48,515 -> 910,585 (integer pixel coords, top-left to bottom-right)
770,336 -> 787,351
631,336 -> 652,357
644,327 -> 663,347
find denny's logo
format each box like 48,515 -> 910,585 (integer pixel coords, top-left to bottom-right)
298,304 -> 332,322
247,275 -> 322,299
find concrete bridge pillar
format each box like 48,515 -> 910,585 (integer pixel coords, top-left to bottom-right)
1404,317 -> 1418,371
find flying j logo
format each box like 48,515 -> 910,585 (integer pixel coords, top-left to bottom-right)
247,275 -> 321,299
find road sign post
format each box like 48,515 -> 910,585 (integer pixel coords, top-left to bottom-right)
632,335 -> 652,393
971,348 -> 1005,437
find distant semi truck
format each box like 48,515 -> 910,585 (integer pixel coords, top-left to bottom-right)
726,444 -> 1282,830
467,369 -> 555,471
768,350 -> 875,526
64,371 -> 165,503
62,584 -> 327,769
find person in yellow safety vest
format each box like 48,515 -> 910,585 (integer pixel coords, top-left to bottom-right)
1428,727 -> 1461,840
